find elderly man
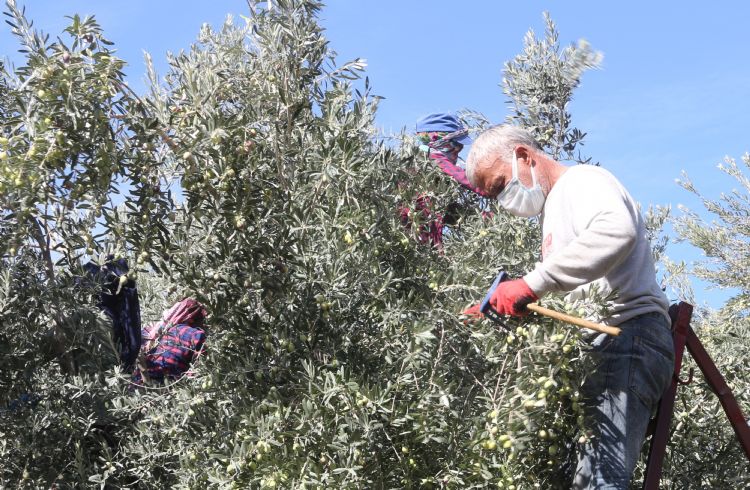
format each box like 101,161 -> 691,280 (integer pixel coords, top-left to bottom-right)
464,124 -> 675,489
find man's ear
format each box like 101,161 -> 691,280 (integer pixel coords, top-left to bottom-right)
514,146 -> 532,166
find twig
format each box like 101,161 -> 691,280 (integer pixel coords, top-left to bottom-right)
30,217 -> 54,280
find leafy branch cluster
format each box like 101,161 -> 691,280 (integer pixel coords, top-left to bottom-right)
502,12 -> 603,164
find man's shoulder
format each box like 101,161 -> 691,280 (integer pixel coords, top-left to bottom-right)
560,164 -> 621,187
550,165 -> 630,208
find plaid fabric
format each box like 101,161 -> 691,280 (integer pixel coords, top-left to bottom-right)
133,323 -> 206,384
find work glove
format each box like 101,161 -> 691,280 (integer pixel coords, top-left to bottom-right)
461,303 -> 484,323
489,278 -> 538,317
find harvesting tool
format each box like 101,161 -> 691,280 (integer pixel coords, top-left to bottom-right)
480,270 -> 621,336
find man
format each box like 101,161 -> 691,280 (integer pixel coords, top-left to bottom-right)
463,124 -> 675,489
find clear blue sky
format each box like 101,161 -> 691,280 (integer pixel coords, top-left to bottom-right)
2,1 -> 747,308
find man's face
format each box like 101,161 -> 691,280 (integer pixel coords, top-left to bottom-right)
474,154 -> 513,198
474,149 -> 535,198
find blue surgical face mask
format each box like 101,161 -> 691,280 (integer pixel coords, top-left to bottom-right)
496,152 -> 546,217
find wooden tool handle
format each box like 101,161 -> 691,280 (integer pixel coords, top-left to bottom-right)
527,303 -> 621,336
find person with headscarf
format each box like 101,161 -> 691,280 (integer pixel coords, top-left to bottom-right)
401,113 -> 491,248
133,298 -> 208,385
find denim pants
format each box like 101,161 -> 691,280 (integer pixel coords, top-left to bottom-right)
572,312 -> 675,489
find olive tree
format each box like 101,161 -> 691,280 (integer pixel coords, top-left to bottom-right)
0,0 -> 171,484
103,4 -> 601,487
1,2 -> 612,488
674,155 -> 750,314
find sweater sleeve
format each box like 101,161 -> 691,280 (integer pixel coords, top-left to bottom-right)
429,151 -> 492,197
523,172 -> 639,296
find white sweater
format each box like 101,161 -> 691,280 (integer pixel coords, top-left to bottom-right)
523,165 -> 670,326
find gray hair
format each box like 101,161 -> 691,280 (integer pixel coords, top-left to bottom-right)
465,125 -> 543,186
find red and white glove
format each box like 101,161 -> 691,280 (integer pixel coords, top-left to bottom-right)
489,278 -> 538,317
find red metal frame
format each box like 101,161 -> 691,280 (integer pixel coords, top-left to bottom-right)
642,302 -> 750,489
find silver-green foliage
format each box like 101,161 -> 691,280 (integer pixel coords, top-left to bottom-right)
629,307 -> 750,489
106,3 -> 592,488
0,0 -> 172,484
0,2 -> 613,489
674,154 -> 750,314
13,0 -> 742,488
502,12 -> 602,164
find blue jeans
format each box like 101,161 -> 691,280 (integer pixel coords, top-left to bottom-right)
572,312 -> 675,489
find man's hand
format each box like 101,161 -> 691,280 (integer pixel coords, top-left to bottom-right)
461,303 -> 484,324
489,278 -> 538,316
